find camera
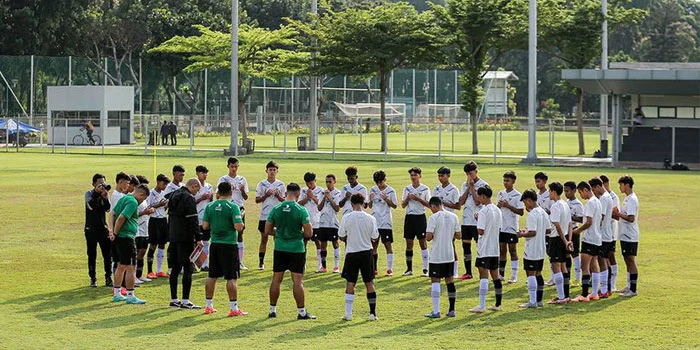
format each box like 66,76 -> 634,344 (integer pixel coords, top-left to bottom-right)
101,184 -> 112,191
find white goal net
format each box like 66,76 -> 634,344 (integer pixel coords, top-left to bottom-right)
333,102 -> 406,119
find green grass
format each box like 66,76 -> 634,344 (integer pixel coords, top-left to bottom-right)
0,153 -> 697,348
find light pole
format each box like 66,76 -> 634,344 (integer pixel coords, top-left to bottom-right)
600,0 -> 609,157
525,0 -> 538,162
309,0 -> 318,150
228,0 -> 240,155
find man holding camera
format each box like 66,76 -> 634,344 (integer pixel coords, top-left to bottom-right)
85,173 -> 113,287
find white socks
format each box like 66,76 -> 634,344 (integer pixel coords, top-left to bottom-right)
527,276 -> 537,304
230,300 -> 239,312
345,293 -> 355,317
478,279 -> 489,309
453,260 -> 459,277
592,273 -> 600,295
600,270 -> 609,294
202,241 -> 210,268
270,305 -> 277,313
511,260 -> 519,280
627,272 -> 631,289
610,264 -> 618,290
238,242 -> 245,263
574,256 -> 582,280
431,283 -> 441,314
387,253 -> 394,271
334,248 -> 341,268
553,272 -> 564,299
317,249 -> 322,269
421,249 -> 429,271
206,299 -> 213,308
298,307 -> 307,317
156,248 -> 165,273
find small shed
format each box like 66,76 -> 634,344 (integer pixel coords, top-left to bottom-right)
483,71 -> 519,117
47,86 -> 134,145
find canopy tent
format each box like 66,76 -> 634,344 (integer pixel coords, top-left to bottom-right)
333,102 -> 406,119
0,119 -> 40,134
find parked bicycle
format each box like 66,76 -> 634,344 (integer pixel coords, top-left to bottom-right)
72,127 -> 101,146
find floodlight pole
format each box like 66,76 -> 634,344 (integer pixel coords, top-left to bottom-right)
309,0 -> 319,150
228,0 -> 239,156
525,0 -> 538,162
600,0 -> 609,156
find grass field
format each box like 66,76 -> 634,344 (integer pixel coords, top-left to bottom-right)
0,153 -> 698,349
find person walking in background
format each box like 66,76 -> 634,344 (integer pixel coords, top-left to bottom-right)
169,121 -> 177,146
161,121 -> 169,146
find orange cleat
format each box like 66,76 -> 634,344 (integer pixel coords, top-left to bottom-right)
228,309 -> 249,317
204,306 -> 217,314
572,295 -> 588,302
587,294 -> 600,301
146,272 -> 158,279
156,272 -> 169,278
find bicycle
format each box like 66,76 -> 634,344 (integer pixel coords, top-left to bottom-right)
72,127 -> 101,146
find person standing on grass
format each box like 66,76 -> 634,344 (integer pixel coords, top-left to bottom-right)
547,182 -> 573,304
614,175 -> 639,297
534,172 -> 555,286
84,173 -> 112,288
135,175 -> 154,284
169,121 -> 177,146
316,174 -> 342,273
167,178 -> 203,310
564,181 -> 584,286
432,166 -> 461,278
591,177 -> 613,299
369,170 -> 398,276
217,157 -> 250,270
146,174 -> 170,279
458,161 -> 488,280
600,174 -> 620,292
108,185 -> 150,305
496,171 -> 524,284
401,167 -> 431,277
265,183 -> 316,320
194,165 -> 214,271
255,161 -> 286,270
298,172 -> 325,268
424,197 -> 461,319
517,189 -> 548,308
202,181 -> 246,316
108,172 -> 132,294
338,193 -> 380,321
338,166 -> 369,274
571,181 -> 602,302
160,121 -> 168,146
470,185 -> 504,314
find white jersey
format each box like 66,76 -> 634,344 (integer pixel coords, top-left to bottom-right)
433,183 -> 460,213
537,189 -> 555,231
148,189 -> 167,218
609,190 -> 620,239
137,200 -> 150,238
568,198 -> 584,230
195,181 -> 214,225
402,184 -> 430,215
369,185 -> 398,230
461,179 -> 488,226
599,191 -> 614,242
427,210 -> 461,264
549,199 -> 571,238
497,189 -> 523,234
619,192 -> 640,242
524,207 -> 548,260
164,181 -> 183,196
110,190 -> 125,206
217,174 -> 249,208
476,203 -> 502,258
582,196 -> 603,246
340,183 -> 369,217
256,179 -> 286,220
318,188 -> 342,229
338,211 -> 379,254
299,186 -> 325,229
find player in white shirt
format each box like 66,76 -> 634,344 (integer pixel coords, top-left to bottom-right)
516,189 -> 548,308
298,172 -> 325,271
164,164 -> 185,196
217,157 -> 250,269
600,174 -> 620,292
571,181 -> 602,302
401,167 -> 431,277
317,174 -> 342,273
564,181 -> 584,285
369,170 -> 398,276
614,175 -> 639,297
194,165 -> 214,271
547,182 -> 573,304
457,161 -> 488,280
424,197 -> 461,319
146,174 -> 170,279
255,161 -> 286,270
135,175 -> 155,283
470,185 -> 504,314
339,166 -> 369,217
496,171 -> 524,283
433,166 -> 461,277
591,177 -> 613,299
338,193 -> 380,321
534,171 -> 556,286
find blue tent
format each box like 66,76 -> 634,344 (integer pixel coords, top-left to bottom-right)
0,119 -> 40,134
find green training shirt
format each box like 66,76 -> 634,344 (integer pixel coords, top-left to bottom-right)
113,194 -> 139,239
203,199 -> 243,245
267,200 -> 310,253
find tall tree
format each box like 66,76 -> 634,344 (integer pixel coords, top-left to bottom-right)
638,0 -> 699,62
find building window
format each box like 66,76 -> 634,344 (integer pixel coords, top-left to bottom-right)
52,111 -> 100,127
677,107 -> 694,119
641,106 -> 658,118
658,107 -> 676,118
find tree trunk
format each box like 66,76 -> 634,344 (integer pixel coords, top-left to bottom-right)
471,107 -> 479,154
379,71 -> 388,152
576,88 -> 585,155
239,100 -> 247,140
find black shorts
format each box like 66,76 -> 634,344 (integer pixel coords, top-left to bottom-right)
620,241 -> 638,256
110,239 -> 120,263
200,226 -> 211,241
209,243 -> 240,280
404,214 -> 427,240
135,237 -> 149,250
318,227 -> 339,242
341,250 -> 374,284
148,217 -> 168,245
115,237 -> 137,265
523,258 -> 544,272
258,220 -> 266,234
461,225 -> 479,242
378,229 -> 394,244
600,241 -> 616,256
499,232 -> 518,244
429,262 -> 454,279
475,256 -> 499,270
273,250 -> 306,274
581,242 -> 601,257
547,237 -> 567,263
168,241 -> 195,267
310,228 -> 320,241
571,232 -> 581,256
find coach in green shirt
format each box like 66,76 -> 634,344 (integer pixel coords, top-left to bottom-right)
265,182 -> 314,320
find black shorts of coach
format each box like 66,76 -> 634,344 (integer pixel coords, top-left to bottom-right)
209,243 -> 240,280
461,225 -> 479,242
168,241 -> 195,267
620,241 -> 638,256
115,236 -> 137,265
341,250 -> 375,284
273,250 -> 306,274
475,256 -> 499,270
318,227 -> 339,242
135,236 -> 149,250
600,241 -> 615,256
148,217 -> 169,245
523,258 -> 544,272
429,262 -> 453,279
499,232 -> 519,244
378,229 -> 394,244
547,237 -> 568,263
581,242 -> 601,256
200,225 -> 211,241
404,214 -> 427,240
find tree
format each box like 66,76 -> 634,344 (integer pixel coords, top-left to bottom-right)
291,1 -> 443,152
149,23 -> 307,139
638,0 -> 699,62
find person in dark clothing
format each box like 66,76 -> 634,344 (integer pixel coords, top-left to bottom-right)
85,173 -> 113,288
166,178 -> 203,309
169,121 -> 177,146
161,121 -> 169,146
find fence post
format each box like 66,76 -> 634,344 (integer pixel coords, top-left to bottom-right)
5,120 -> 8,153
51,119 -> 55,154
359,120 -> 363,151
16,118 -> 19,152
493,117 -> 497,164
438,122 -> 442,162
189,117 -> 194,156
273,114 -> 277,148
144,116 -> 148,155
384,121 -> 388,161
332,121 -> 336,160
101,121 -> 105,155
550,119 -> 555,165
451,122 -> 455,153
64,119 -> 68,154
499,118 -> 503,153
404,119 -> 408,152
283,126 -> 287,158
